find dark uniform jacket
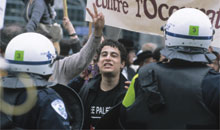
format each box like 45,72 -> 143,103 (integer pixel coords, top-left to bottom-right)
79,74 -> 127,129
0,72 -> 84,129
121,61 -> 219,129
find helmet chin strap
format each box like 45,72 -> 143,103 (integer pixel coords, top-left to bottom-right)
211,29 -> 215,41
204,53 -> 213,64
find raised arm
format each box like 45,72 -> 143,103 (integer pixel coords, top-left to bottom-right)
86,3 -> 105,37
62,17 -> 78,39
50,3 -> 105,85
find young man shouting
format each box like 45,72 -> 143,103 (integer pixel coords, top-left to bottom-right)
79,39 -> 128,129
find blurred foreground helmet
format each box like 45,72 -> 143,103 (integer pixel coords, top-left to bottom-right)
0,56 -> 8,70
161,8 -> 216,63
5,32 -> 56,75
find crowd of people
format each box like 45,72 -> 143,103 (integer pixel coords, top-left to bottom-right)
0,0 -> 219,129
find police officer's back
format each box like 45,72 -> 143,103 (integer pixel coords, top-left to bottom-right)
120,8 -> 219,129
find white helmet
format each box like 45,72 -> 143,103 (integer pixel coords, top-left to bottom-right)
161,8 -> 216,63
164,8 -> 214,49
4,32 -> 56,75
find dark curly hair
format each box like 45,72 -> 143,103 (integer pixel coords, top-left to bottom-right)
96,39 -> 127,64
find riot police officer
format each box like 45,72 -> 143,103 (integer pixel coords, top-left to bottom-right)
120,8 -> 219,129
0,32 -> 83,129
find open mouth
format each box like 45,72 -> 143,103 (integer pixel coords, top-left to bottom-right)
104,63 -> 113,67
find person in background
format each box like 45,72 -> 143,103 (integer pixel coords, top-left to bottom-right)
0,23 -> 26,82
59,38 -> 82,57
23,0 -> 62,54
62,17 -> 78,40
23,0 -> 53,32
133,43 -> 155,71
68,52 -> 99,93
59,16 -> 82,57
152,47 -> 165,62
118,38 -> 136,81
141,42 -> 157,52
142,43 -> 165,62
133,42 -> 165,72
0,24 -> 26,56
79,39 -> 128,129
133,50 -> 153,70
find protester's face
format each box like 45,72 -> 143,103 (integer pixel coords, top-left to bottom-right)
98,46 -> 125,76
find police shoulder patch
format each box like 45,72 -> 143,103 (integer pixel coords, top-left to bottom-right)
51,99 -> 68,120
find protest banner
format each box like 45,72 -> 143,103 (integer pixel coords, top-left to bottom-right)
86,0 -> 220,48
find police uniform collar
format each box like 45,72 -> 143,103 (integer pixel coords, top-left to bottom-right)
2,72 -> 51,88
161,47 -> 216,63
